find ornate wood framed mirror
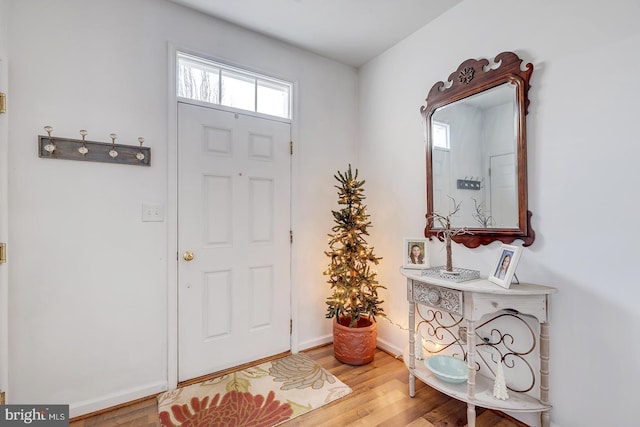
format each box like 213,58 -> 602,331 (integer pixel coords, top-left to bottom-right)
421,51 -> 535,248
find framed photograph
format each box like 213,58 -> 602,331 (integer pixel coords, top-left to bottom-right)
488,244 -> 523,288
403,238 -> 428,269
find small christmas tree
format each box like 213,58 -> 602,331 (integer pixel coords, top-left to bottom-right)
493,360 -> 509,400
324,165 -> 385,327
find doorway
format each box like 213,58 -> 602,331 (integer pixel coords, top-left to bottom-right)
489,153 -> 517,228
177,102 -> 292,382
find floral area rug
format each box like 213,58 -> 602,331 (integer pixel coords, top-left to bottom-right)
158,353 -> 352,426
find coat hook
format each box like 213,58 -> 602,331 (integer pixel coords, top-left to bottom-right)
109,133 -> 119,158
43,126 -> 56,153
136,137 -> 145,161
38,128 -> 150,166
78,130 -> 89,155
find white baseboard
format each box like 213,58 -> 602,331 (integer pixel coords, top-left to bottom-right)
69,380 -> 167,419
299,335 -> 403,357
376,337 -> 402,357
298,334 -> 332,352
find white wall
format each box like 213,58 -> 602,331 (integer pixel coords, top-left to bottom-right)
359,0 -> 640,426
5,0 -> 356,416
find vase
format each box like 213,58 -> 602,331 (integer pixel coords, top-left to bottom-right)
445,235 -> 455,272
332,316 -> 377,365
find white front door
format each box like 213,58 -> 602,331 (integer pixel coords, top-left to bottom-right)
489,153 -> 518,228
177,102 -> 291,382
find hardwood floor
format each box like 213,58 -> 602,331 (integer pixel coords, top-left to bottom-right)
70,345 -> 528,427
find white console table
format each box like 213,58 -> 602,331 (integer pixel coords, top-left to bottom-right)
401,268 -> 556,427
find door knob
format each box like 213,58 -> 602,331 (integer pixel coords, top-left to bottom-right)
183,251 -> 195,261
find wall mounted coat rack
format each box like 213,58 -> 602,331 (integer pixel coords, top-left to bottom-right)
38,126 -> 151,166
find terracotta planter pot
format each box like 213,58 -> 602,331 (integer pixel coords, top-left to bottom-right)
332,316 -> 377,365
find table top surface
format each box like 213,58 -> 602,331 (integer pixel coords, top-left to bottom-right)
401,268 -> 557,295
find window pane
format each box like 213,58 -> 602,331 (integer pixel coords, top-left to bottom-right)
177,52 -> 292,119
433,122 -> 450,150
221,70 -> 255,111
177,55 -> 219,104
257,80 -> 290,118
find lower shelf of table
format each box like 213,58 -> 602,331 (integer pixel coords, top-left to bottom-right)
402,347 -> 551,413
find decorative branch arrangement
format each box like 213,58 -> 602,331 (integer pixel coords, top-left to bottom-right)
472,198 -> 494,228
427,197 -> 471,274
38,126 -> 151,166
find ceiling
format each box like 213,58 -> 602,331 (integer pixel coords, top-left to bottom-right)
167,0 -> 462,68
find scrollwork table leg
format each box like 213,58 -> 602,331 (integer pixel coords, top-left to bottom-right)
467,404 -> 476,427
540,322 -> 550,427
466,319 -> 476,427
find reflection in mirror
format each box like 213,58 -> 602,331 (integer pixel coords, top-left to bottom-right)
421,51 -> 535,248
431,83 -> 518,229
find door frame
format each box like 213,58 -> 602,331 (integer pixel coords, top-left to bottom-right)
166,44 -> 300,390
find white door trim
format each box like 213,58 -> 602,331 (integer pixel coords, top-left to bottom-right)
166,43 -> 300,391
0,53 -> 9,400
167,43 -> 179,391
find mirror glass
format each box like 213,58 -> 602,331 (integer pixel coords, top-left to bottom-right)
431,83 -> 518,229
421,52 -> 535,248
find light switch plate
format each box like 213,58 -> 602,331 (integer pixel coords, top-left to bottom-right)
142,203 -> 164,222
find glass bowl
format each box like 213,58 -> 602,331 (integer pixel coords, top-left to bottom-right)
424,355 -> 468,383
